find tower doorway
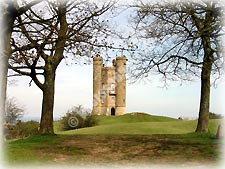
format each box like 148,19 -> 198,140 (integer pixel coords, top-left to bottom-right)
111,108 -> 115,116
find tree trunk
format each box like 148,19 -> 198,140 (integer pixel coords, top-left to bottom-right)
39,68 -> 56,135
1,12 -> 14,122
0,55 -> 8,119
195,28 -> 214,132
195,58 -> 213,133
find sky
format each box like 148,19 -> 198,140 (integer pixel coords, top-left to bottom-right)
7,60 -> 225,121
6,0 -> 225,121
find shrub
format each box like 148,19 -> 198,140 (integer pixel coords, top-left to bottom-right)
84,114 -> 97,127
209,112 -> 224,119
60,105 -> 97,131
5,120 -> 39,140
61,113 -> 85,130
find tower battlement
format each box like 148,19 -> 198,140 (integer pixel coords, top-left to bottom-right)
92,56 -> 127,116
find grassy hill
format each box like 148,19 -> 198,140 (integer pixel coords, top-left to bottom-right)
55,112 -> 221,135
95,112 -> 177,125
6,112 -> 223,165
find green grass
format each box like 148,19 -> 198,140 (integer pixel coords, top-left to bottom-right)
55,112 -> 221,135
5,135 -> 85,164
5,112 -> 224,165
95,112 -> 177,125
5,133 -> 223,165
57,120 -> 221,135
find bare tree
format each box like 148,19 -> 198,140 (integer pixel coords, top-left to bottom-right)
0,0 -> 41,126
130,0 -> 225,132
8,0 -> 128,134
5,97 -> 24,124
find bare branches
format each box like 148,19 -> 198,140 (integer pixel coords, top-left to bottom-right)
9,0 -> 127,88
5,97 -> 25,124
129,0 -> 225,84
17,0 -> 43,16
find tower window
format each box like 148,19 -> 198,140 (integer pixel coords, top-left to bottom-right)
101,97 -> 105,104
111,83 -> 116,90
100,90 -> 106,96
111,96 -> 115,103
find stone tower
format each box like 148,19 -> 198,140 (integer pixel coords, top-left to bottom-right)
92,55 -> 127,116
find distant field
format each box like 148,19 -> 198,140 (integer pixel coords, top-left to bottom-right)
5,113 -> 224,166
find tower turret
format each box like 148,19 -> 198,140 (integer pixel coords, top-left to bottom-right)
115,56 -> 127,115
93,56 -> 103,115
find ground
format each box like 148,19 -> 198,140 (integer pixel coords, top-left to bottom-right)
4,113 -> 224,168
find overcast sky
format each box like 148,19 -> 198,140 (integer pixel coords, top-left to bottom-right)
7,60 -> 225,121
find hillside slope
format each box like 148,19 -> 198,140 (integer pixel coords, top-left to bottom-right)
95,112 -> 177,125
55,113 -> 221,135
